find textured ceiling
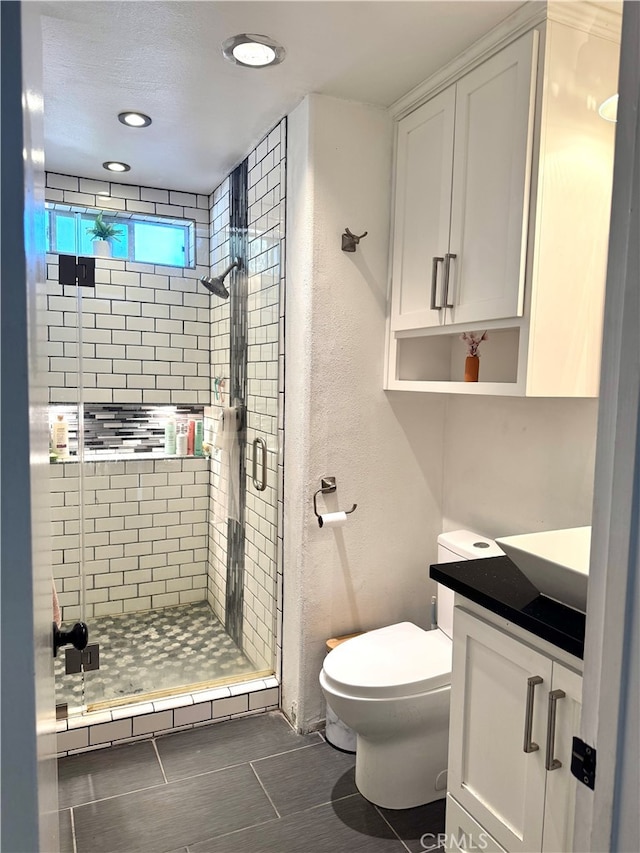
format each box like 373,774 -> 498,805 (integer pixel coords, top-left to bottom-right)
39,0 -> 527,193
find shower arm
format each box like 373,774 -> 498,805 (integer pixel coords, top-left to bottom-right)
219,259 -> 241,281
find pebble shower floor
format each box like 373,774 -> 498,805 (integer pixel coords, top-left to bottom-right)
55,601 -> 256,708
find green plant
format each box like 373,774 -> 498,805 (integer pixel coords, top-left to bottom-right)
86,212 -> 123,242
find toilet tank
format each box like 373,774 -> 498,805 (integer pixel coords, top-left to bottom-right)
435,530 -> 504,639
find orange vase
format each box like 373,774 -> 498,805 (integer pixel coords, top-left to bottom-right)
464,355 -> 479,382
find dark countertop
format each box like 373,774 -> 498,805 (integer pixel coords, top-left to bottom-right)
430,555 -> 586,659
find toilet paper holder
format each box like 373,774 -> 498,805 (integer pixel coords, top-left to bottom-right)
313,476 -> 357,524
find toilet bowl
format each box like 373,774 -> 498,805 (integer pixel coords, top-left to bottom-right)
319,530 -> 504,810
320,622 -> 451,809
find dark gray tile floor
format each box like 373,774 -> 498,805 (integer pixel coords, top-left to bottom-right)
58,711 -> 446,853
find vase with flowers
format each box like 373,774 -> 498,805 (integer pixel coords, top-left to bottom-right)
461,331 -> 488,382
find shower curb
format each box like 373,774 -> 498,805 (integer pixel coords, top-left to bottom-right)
56,676 -> 279,755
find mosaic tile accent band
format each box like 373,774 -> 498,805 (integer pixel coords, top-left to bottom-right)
50,403 -> 205,457
226,159 -> 249,649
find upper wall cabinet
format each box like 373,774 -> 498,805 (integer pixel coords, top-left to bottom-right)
391,33 -> 537,333
385,4 -> 621,397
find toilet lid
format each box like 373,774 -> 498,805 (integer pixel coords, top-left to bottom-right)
322,622 -> 452,699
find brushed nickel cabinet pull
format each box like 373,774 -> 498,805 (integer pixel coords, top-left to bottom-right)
444,252 -> 457,308
545,689 -> 566,771
523,675 -> 543,753
431,256 -> 444,310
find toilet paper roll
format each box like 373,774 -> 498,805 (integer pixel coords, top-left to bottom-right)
318,512 -> 347,529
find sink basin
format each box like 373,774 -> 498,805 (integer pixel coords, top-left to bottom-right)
496,526 -> 591,612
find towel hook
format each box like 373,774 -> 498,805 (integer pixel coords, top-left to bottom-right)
341,228 -> 368,253
312,476 -> 357,521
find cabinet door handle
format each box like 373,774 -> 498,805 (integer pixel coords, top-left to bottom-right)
523,675 -> 543,753
545,688 -> 566,771
252,437 -> 267,492
431,257 -> 444,310
444,252 -> 457,308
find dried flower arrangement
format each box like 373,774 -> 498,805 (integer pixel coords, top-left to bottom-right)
461,331 -> 488,357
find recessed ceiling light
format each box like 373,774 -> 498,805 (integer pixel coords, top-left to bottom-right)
118,111 -> 152,128
102,161 -> 131,173
222,33 -> 285,68
598,94 -> 618,122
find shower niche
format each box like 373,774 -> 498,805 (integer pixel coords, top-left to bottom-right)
48,119 -> 286,720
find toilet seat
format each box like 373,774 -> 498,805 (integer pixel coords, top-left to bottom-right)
321,622 -> 452,700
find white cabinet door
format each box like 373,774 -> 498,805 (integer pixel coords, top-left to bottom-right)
390,87 -> 455,331
447,31 -> 537,326
446,794 -> 507,853
542,663 -> 582,853
448,608 -> 550,853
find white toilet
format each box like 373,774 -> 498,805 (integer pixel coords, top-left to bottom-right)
319,530 -> 504,810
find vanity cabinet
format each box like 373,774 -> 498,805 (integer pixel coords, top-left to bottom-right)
386,5 -> 620,396
391,32 -> 536,333
446,607 -> 582,853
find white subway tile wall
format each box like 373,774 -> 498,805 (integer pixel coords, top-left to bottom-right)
50,457 -> 209,621
45,173 -> 211,406
245,119 -> 286,671
206,120 -> 286,673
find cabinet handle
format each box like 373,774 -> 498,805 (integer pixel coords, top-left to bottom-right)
431,257 -> 444,310
523,675 -> 543,753
252,437 -> 267,492
545,688 -> 566,771
444,252 -> 457,308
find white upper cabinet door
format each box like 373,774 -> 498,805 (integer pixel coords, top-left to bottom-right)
448,608 -> 551,853
541,663 -> 582,853
390,87 -> 455,331
447,31 -> 538,326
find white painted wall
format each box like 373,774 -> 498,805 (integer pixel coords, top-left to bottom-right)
283,94 -> 446,731
442,396 -> 598,538
1,3 -> 58,848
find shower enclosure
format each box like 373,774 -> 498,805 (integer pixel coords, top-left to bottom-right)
48,120 -> 286,715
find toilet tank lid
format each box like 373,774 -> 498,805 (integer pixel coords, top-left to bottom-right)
437,530 -> 504,560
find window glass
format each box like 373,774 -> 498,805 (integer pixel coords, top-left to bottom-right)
133,222 -> 187,266
45,206 -> 194,268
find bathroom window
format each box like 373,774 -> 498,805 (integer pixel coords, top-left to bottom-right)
46,205 -> 195,268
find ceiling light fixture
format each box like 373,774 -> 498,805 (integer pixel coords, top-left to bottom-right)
222,33 -> 285,68
102,161 -> 131,173
598,94 -> 618,122
118,111 -> 152,128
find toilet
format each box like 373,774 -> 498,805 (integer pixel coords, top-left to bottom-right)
319,530 -> 504,810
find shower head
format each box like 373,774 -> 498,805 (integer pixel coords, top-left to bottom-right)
200,258 -> 241,299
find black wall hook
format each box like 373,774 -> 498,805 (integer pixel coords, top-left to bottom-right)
341,228 -> 368,253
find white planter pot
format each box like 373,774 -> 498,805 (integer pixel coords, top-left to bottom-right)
92,239 -> 111,257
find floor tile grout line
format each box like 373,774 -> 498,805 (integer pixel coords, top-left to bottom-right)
62,740 -> 319,810
181,815 -> 282,848
374,805 -> 414,853
248,762 -> 281,818
152,738 -> 169,784
249,738 -> 323,765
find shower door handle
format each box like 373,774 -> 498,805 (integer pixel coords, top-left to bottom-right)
252,438 -> 267,492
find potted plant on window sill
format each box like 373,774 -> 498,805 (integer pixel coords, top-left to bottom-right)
86,212 -> 123,258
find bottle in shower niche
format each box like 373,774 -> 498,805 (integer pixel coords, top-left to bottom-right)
164,418 -> 177,455
187,419 -> 195,456
194,420 -> 204,456
176,422 -> 188,456
51,414 -> 69,459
